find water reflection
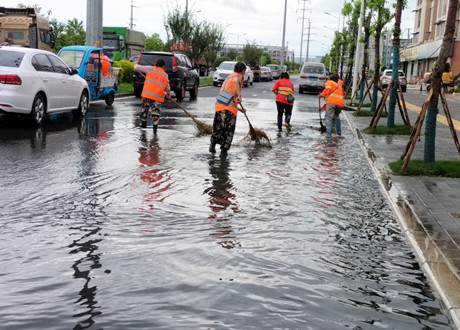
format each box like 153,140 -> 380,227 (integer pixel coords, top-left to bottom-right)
138,132 -> 171,209
69,132 -> 110,329
204,157 -> 240,249
309,139 -> 342,208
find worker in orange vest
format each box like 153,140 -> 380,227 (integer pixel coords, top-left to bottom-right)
318,73 -> 344,138
272,72 -> 294,131
134,58 -> 171,133
210,62 -> 246,157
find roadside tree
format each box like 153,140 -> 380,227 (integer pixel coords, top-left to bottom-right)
145,33 -> 165,51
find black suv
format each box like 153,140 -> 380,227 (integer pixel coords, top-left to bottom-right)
132,51 -> 199,101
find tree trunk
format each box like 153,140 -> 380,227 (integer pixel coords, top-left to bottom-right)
424,0 -> 458,162
387,0 -> 403,128
371,7 -> 383,112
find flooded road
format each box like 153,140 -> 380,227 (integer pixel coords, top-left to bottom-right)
0,95 -> 452,329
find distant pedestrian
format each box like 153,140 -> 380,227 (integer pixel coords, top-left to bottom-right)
134,58 -> 171,134
209,61 -> 246,157
318,73 -> 344,138
272,72 -> 294,131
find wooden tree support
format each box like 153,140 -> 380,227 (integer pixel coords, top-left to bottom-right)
368,78 -> 411,133
400,85 -> 460,172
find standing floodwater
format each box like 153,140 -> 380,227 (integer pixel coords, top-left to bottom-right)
0,97 -> 451,329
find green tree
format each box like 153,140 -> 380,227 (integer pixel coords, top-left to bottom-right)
164,5 -> 225,68
369,3 -> 391,111
241,43 -> 263,65
145,33 -> 165,51
189,20 -> 225,67
225,50 -> 238,60
51,18 -> 85,51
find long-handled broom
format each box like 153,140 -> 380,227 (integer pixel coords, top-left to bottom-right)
137,71 -> 212,135
239,102 -> 271,145
318,98 -> 327,133
167,97 -> 213,136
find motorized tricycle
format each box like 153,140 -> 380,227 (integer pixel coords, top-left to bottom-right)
58,45 -> 120,106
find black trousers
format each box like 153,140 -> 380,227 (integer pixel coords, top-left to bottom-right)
276,101 -> 293,129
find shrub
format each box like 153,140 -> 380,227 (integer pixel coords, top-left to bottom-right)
112,60 -> 134,83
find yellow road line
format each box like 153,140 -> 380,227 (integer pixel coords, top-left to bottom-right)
405,99 -> 460,130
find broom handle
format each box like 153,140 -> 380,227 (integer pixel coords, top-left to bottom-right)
238,102 -> 253,128
318,97 -> 323,121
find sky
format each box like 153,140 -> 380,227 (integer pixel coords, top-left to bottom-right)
2,0 -> 415,60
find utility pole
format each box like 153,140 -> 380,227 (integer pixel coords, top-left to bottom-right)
281,0 -> 287,65
86,0 -> 103,46
130,0 -> 134,29
298,0 -> 310,64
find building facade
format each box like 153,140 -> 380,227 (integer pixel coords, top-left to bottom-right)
400,0 -> 459,79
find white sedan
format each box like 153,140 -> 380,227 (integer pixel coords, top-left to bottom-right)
0,46 -> 90,125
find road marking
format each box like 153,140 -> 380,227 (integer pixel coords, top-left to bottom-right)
405,100 -> 460,130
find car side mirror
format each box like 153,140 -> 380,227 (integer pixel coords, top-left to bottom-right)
71,68 -> 79,75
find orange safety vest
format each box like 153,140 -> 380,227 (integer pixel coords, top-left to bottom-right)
320,80 -> 344,107
215,72 -> 241,116
273,78 -> 294,104
141,66 -> 169,102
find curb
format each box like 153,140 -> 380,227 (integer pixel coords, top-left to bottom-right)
343,112 -> 460,329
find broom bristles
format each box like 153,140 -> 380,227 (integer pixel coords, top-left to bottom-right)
245,126 -> 271,145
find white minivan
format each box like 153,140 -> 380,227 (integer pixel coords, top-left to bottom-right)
298,62 -> 328,93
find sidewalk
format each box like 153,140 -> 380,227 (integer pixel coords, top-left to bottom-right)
343,98 -> 460,329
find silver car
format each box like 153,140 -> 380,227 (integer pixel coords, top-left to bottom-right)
298,62 -> 327,93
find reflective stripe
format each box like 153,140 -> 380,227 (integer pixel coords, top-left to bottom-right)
141,66 -> 168,102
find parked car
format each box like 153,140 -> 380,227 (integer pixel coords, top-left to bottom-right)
380,69 -> 407,92
245,65 -> 254,87
0,46 -> 90,125
298,62 -> 327,93
132,51 -> 199,101
266,64 -> 281,79
259,66 -> 273,82
212,61 -> 253,87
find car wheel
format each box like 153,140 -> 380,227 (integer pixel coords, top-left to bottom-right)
298,88 -> 303,94
30,94 -> 46,125
402,85 -> 407,92
190,79 -> 199,99
134,85 -> 142,98
73,90 -> 89,117
213,82 -> 218,87
243,78 -> 249,87
176,81 -> 186,101
105,91 -> 115,106
250,78 -> 253,86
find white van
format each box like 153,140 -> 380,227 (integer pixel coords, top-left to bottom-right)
298,62 -> 327,93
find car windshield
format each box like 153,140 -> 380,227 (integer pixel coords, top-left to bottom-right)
303,65 -> 324,74
0,50 -> 25,68
58,50 -> 85,69
219,62 -> 235,70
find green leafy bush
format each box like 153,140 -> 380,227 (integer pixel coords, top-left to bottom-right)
112,60 -> 134,83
